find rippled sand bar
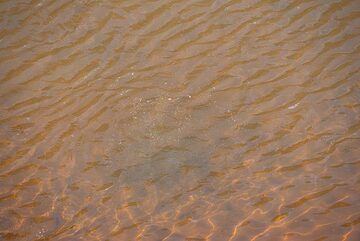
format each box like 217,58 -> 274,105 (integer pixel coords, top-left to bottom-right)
0,0 -> 360,240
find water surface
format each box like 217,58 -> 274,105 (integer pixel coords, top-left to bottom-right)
0,0 -> 360,240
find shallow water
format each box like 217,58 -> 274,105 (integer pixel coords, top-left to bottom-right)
0,0 -> 360,240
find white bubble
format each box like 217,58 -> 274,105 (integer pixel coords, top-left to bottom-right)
288,103 -> 299,110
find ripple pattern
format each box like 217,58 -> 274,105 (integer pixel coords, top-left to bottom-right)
0,0 -> 360,240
